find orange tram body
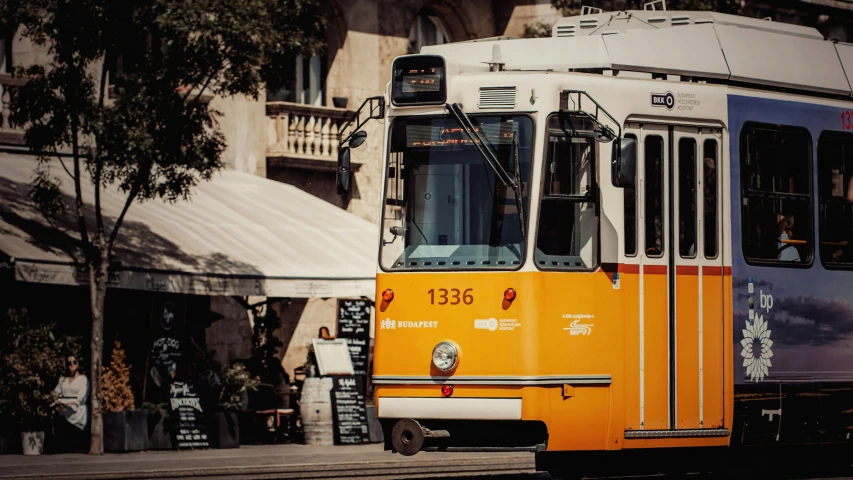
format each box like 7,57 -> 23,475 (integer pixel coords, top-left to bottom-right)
338,8 -> 853,478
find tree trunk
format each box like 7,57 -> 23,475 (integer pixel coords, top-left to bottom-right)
88,254 -> 109,455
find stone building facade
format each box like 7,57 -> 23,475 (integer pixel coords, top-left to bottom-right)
7,0 -> 852,382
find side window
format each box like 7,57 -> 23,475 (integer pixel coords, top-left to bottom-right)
624,133 -> 638,256
0,24 -> 12,73
679,138 -> 697,258
703,139 -> 719,259
645,136 -> 665,257
817,132 -> 853,268
535,114 -> 598,269
740,124 -> 812,265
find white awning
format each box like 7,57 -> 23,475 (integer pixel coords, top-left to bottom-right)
0,152 -> 378,299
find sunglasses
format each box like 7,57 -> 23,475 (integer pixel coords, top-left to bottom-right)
67,359 -> 77,365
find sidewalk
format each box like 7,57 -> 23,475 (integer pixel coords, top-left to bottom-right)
0,444 -> 537,480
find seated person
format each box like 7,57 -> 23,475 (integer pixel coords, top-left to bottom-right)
777,213 -> 800,262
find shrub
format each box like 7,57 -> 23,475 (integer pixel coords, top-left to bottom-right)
0,308 -> 81,430
219,363 -> 258,410
102,340 -> 134,412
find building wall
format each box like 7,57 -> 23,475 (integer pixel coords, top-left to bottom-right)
212,94 -> 268,177
268,0 -> 530,226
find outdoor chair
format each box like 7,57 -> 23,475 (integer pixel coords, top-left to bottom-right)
250,383 -> 295,444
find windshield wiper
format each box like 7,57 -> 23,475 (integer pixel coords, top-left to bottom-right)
444,103 -> 525,238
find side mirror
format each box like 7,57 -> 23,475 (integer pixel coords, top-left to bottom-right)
349,131 -> 368,149
337,146 -> 351,195
611,137 -> 636,188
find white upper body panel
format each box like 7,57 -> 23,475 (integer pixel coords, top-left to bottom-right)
419,9 -> 853,98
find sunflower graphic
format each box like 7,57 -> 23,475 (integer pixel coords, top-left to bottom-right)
741,313 -> 773,381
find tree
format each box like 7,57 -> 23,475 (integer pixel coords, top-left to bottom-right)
551,0 -> 744,15
249,302 -> 285,384
522,21 -> 554,38
0,0 -> 325,454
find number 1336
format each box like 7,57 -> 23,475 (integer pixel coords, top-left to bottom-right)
428,288 -> 473,305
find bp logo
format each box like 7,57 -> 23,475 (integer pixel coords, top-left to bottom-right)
651,91 -> 675,110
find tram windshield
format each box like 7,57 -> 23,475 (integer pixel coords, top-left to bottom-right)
381,115 -> 533,270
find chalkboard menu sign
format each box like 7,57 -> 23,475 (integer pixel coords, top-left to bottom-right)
330,375 -> 370,445
169,382 -> 209,449
336,300 -> 371,377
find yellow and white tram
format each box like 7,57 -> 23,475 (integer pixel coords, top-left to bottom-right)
336,5 -> 853,478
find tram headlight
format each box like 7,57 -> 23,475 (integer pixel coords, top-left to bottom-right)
432,341 -> 458,372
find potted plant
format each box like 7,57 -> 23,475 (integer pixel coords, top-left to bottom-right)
0,308 -> 80,455
140,402 -> 172,450
208,363 -> 257,448
102,339 -> 149,452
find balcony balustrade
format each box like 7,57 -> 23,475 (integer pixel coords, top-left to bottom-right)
266,102 -> 356,171
0,74 -> 26,145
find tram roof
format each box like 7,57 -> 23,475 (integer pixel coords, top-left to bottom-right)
420,10 -> 853,98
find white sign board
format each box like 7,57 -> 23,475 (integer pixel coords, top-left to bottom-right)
312,338 -> 355,375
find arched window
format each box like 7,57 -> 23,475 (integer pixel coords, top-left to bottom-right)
408,12 -> 450,54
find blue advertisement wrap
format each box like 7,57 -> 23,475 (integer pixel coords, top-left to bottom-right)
729,94 -> 853,386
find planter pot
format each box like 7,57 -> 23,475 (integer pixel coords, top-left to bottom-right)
21,431 -> 44,456
146,413 -> 173,450
237,411 -> 255,445
0,428 -> 18,454
207,411 -> 239,449
332,97 -> 348,109
104,411 -> 150,452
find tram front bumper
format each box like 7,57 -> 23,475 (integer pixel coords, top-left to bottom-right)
378,397 -> 522,421
377,398 -> 547,455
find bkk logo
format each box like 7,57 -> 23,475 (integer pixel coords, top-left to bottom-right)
474,318 -> 499,331
651,91 -> 675,110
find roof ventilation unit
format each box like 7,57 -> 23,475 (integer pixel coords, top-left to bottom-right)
478,86 -> 517,109
580,18 -> 599,29
581,6 -> 603,15
671,15 -> 690,26
555,24 -> 576,37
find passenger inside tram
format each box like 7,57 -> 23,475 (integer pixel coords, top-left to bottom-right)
777,213 -> 801,262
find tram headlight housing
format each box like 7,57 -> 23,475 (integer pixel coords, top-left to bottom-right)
432,341 -> 458,372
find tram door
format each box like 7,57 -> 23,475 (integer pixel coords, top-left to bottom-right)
630,123 -> 725,432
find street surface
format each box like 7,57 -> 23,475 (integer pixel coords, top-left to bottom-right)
0,444 -> 850,479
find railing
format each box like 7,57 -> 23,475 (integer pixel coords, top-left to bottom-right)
266,102 -> 354,164
0,73 -> 26,145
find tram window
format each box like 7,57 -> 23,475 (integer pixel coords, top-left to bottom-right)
740,124 -> 812,265
645,135 -> 665,258
535,114 -> 598,269
703,139 -> 718,259
817,132 -> 853,268
624,133 -> 638,256
679,138 -> 697,258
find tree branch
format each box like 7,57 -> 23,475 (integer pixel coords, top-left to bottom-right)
70,116 -> 93,262
106,160 -> 151,254
94,54 -> 109,238
54,153 -> 74,180
181,46 -> 230,105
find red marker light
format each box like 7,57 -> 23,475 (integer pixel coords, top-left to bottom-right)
441,385 -> 453,397
382,289 -> 394,302
504,288 -> 516,301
